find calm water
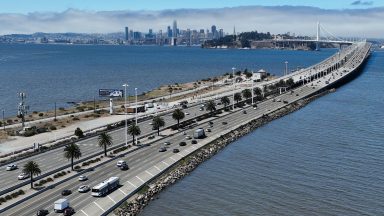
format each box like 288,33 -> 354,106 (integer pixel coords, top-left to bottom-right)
0,44 -> 333,117
141,50 -> 384,215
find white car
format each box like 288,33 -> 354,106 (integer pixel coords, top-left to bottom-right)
6,164 -> 17,171
116,160 -> 126,167
185,135 -> 192,140
185,112 -> 190,115
78,185 -> 90,193
78,175 -> 88,181
18,172 -> 30,180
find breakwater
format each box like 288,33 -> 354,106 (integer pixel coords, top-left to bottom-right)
114,89 -> 332,216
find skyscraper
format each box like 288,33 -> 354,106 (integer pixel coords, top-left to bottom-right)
167,26 -> 172,38
211,25 -> 217,39
172,20 -> 177,38
125,27 -> 129,41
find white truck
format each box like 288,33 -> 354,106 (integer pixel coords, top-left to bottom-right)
54,198 -> 69,213
193,128 -> 206,139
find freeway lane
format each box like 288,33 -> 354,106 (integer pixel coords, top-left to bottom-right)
4,82 -> 321,216
0,101 -> 223,195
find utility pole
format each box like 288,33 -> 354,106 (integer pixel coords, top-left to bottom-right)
123,83 -> 129,146
251,70 -> 254,105
93,96 -> 96,113
2,109 -> 5,130
54,102 -> 57,121
135,87 -> 138,145
232,67 -> 236,110
17,92 -> 28,128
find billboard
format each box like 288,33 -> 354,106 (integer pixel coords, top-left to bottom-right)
99,89 -> 124,97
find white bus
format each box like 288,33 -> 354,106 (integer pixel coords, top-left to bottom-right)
91,177 -> 120,197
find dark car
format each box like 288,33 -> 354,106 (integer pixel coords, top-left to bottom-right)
243,110 -> 247,114
179,142 -> 187,146
222,121 -> 228,125
36,209 -> 49,216
173,149 -> 180,153
191,140 -> 197,144
159,147 -> 167,152
63,207 -> 75,216
120,163 -> 129,170
61,189 -> 72,196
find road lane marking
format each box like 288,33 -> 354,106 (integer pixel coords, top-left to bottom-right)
154,165 -> 161,171
119,188 -> 127,195
136,175 -> 145,183
94,201 -> 105,212
81,210 -> 90,216
191,146 -> 196,149
184,149 -> 190,153
162,161 -> 169,166
108,195 -> 116,204
170,157 -> 177,162
127,181 -> 137,188
177,153 -> 184,157
146,170 -> 154,177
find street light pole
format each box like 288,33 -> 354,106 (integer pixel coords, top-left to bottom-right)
251,70 -> 254,105
135,87 -> 138,145
123,83 -> 129,146
285,61 -> 288,76
232,67 -> 236,110
2,109 -> 5,130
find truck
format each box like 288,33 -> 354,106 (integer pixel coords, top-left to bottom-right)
54,198 -> 69,213
193,128 -> 206,139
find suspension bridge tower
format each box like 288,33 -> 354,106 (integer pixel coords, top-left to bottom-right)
316,21 -> 320,51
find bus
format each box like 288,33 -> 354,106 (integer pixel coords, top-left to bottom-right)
91,177 -> 120,197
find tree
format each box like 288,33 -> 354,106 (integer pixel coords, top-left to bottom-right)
286,78 -> 295,87
22,161 -> 41,189
98,132 -> 113,156
74,127 -> 84,138
234,92 -> 242,105
168,87 -> 173,98
221,96 -> 230,109
253,87 -> 262,96
242,89 -> 252,101
152,116 -> 165,136
205,100 -> 216,116
128,124 -> 141,145
172,109 -> 185,129
64,143 -> 82,171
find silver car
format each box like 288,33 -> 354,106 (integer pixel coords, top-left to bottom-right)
78,185 -> 90,193
6,164 -> 17,171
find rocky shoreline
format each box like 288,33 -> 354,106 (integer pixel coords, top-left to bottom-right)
113,89 -> 331,216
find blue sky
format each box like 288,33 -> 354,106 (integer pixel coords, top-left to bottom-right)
0,0 -> 382,13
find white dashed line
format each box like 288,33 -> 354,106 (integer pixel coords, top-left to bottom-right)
162,161 -> 169,166
146,170 -> 154,177
170,157 -> 177,162
136,176 -> 145,183
81,210 -> 89,216
93,201 -> 105,212
127,181 -> 137,188
154,165 -> 161,171
184,149 -> 190,153
177,153 -> 184,157
119,189 -> 127,195
108,195 -> 116,204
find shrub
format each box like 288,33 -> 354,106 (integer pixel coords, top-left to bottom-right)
5,195 -> 12,200
53,174 -> 59,178
59,107 -> 65,111
39,179 -> 47,185
57,173 -> 63,177
49,125 -> 57,130
82,162 -> 89,166
61,171 -> 67,175
38,113 -> 44,117
46,178 -> 53,182
33,111 -> 38,114
0,197 -> 6,202
18,190 -> 25,195
67,171 -> 70,174
74,165 -> 81,170
24,130 -> 37,137
72,117 -> 80,121
74,127 -> 84,138
11,192 -> 18,198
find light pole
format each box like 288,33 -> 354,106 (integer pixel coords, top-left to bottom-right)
232,67 -> 236,110
135,87 -> 138,145
285,61 -> 288,76
2,109 -> 5,130
122,83 -> 129,146
251,70 -> 254,105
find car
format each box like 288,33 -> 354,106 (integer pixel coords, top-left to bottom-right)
63,207 -> 75,216
222,121 -> 228,125
181,104 -> 188,109
276,98 -> 281,102
61,189 -> 72,196
6,164 -> 17,171
199,107 -> 204,111
36,209 -> 49,216
164,141 -> 171,146
149,122 -> 153,125
283,100 -> 289,104
296,93 -> 299,96
78,175 -> 88,181
120,163 -> 129,170
173,149 -> 180,153
185,112 -> 190,115
206,128 -> 212,132
18,172 -> 30,180
116,160 -> 126,167
191,140 -> 197,144
272,98 -> 276,102
179,142 -> 187,146
78,185 -> 90,193
159,147 -> 167,152
185,135 -> 192,140
243,110 -> 247,114
209,121 -> 214,125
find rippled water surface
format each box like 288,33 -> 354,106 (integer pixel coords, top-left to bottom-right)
141,51 -> 384,215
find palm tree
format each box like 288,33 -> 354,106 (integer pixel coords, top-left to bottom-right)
205,100 -> 216,116
22,161 -> 41,189
98,132 -> 113,156
168,86 -> 173,99
64,143 -> 82,171
172,109 -> 185,129
242,89 -> 252,102
234,92 -> 242,106
221,96 -> 230,109
152,116 -> 165,136
128,124 -> 141,145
